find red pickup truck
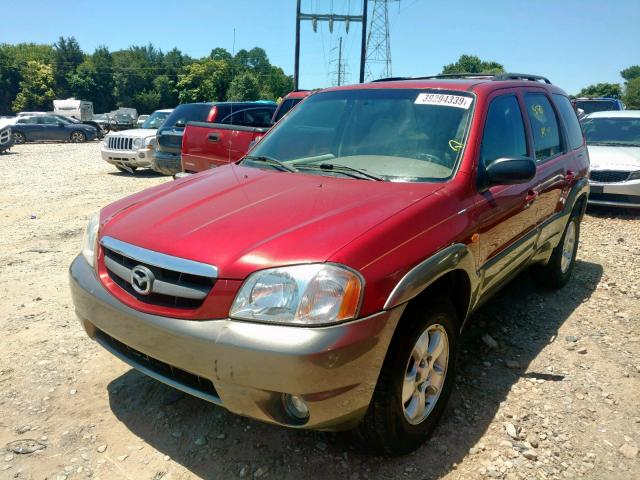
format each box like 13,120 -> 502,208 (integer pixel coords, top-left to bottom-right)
70,74 -> 589,454
181,90 -> 311,173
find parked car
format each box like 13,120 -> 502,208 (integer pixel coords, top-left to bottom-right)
572,97 -> 624,118
50,114 -> 106,139
136,115 -> 149,128
110,113 -> 135,131
0,117 -> 14,153
12,114 -> 97,143
92,114 -> 113,133
153,101 -> 276,175
70,73 -> 589,454
101,109 -> 173,173
272,90 -> 312,123
582,110 -> 640,208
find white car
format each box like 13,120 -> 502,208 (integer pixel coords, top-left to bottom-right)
583,110 -> 640,208
101,109 -> 172,173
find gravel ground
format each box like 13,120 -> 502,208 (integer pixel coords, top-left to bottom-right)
0,143 -> 639,480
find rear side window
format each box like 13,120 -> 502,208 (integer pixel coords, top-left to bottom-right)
161,104 -> 213,130
524,93 -> 562,162
553,94 -> 584,151
273,98 -> 302,122
481,95 -> 527,166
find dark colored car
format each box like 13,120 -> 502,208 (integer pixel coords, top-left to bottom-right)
12,115 -> 98,143
153,101 -> 277,175
572,97 -> 624,117
111,113 -> 135,131
51,114 -> 106,139
70,73 -> 589,454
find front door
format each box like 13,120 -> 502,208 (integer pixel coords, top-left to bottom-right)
473,90 -> 539,296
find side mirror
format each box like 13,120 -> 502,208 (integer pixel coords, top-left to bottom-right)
174,120 -> 186,128
485,157 -> 536,186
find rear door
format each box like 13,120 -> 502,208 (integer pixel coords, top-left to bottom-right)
521,90 -> 569,228
474,90 -> 539,295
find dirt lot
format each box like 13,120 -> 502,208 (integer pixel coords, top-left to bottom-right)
0,142 -> 639,480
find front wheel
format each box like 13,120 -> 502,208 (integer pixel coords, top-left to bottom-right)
70,131 -> 86,143
355,300 -> 458,455
13,132 -> 26,144
531,213 -> 580,289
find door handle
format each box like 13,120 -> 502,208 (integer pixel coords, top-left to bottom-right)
207,133 -> 220,142
524,189 -> 538,208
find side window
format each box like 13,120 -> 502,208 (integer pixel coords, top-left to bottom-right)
553,94 -> 584,151
524,93 -> 562,162
245,108 -> 274,126
222,110 -> 246,125
480,95 -> 527,166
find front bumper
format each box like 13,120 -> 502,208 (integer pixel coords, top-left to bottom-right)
588,178 -> 640,208
151,150 -> 182,176
69,255 -> 403,431
0,127 -> 13,151
101,147 -> 153,169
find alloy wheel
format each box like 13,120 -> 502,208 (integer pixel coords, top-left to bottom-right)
560,220 -> 576,274
402,324 -> 449,425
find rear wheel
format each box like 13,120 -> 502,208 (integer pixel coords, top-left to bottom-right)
13,132 -> 26,144
70,131 -> 86,143
355,300 -> 458,455
532,212 -> 580,289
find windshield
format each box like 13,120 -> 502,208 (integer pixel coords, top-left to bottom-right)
582,117 -> 640,146
246,89 -> 474,182
52,115 -> 78,124
160,103 -> 213,132
142,111 -> 171,129
575,100 -> 619,115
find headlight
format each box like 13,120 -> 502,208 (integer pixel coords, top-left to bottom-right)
81,212 -> 100,268
133,138 -> 143,148
230,264 -> 363,325
629,170 -> 640,180
145,136 -> 156,147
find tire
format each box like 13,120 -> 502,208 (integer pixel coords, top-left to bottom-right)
116,165 -> 138,173
70,131 -> 87,143
13,132 -> 26,144
531,212 -> 580,290
354,300 -> 458,455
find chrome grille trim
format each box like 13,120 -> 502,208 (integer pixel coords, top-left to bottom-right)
104,255 -> 210,300
101,236 -> 218,278
107,136 -> 134,151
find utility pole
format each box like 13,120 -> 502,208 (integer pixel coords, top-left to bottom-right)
294,0 -> 369,90
330,36 -> 348,86
365,0 -> 399,81
337,37 -> 343,85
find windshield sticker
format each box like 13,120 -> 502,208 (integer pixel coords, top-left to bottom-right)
448,139 -> 464,152
415,93 -> 472,109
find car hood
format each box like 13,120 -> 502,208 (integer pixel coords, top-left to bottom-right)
107,128 -> 157,138
101,165 -> 443,279
587,145 -> 640,171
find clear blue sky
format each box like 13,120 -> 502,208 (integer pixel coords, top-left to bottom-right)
1,0 -> 638,95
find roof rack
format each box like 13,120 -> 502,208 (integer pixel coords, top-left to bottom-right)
371,72 -> 552,84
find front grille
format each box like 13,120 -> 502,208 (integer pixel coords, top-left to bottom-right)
95,329 -> 219,400
590,170 -> 631,183
0,127 -> 11,145
107,136 -> 134,151
101,237 -> 216,309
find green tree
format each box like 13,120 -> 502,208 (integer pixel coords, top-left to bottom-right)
53,36 -> 84,97
177,59 -> 231,102
623,78 -> 640,109
260,65 -> 294,100
576,83 -> 622,99
12,60 -> 56,111
209,47 -> 232,62
441,54 -> 504,74
621,65 -> 640,82
234,47 -> 271,77
227,71 -> 261,101
89,46 -> 116,112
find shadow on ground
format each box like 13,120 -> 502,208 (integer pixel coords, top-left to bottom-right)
107,169 -> 167,179
107,260 -> 603,479
587,205 -> 640,219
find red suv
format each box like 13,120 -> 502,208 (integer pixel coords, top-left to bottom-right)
70,73 -> 589,454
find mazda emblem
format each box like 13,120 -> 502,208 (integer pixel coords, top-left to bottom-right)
130,265 -> 154,295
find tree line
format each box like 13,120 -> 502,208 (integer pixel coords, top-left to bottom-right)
0,37 -> 293,115
441,54 -> 640,109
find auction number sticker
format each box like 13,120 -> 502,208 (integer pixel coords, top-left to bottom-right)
415,93 -> 472,109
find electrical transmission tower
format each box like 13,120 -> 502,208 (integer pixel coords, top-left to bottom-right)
365,0 -> 399,81
330,37 -> 349,86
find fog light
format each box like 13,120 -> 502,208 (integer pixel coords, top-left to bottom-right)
283,394 -> 309,420
138,152 -> 145,158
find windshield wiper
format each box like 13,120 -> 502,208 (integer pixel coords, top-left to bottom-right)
296,162 -> 384,181
243,155 -> 298,173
